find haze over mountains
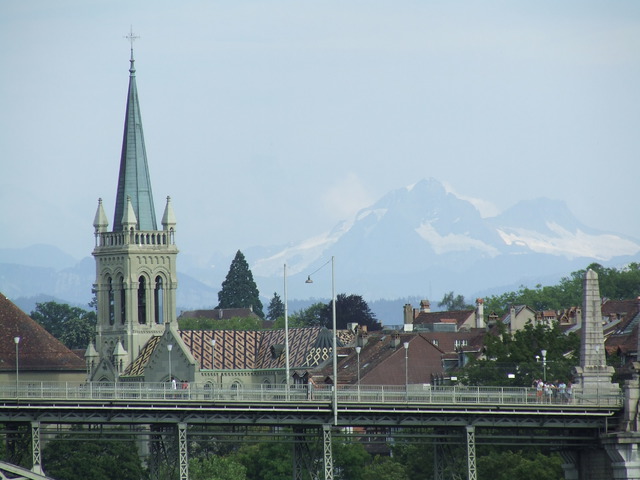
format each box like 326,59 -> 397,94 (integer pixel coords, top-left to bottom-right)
2,178 -> 638,323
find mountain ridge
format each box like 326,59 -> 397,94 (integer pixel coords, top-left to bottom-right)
1,178 -> 638,322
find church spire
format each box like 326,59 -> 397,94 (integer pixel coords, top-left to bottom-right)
113,33 -> 157,232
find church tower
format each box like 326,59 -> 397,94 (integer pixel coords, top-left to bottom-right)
91,45 -> 178,377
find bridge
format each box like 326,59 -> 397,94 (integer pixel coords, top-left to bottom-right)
0,381 -> 629,480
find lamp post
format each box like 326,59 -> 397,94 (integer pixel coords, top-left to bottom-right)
355,346 -> 361,401
403,341 -> 409,401
541,349 -> 547,382
14,337 -> 20,397
284,264 -> 290,398
306,256 -> 338,425
167,344 -> 173,383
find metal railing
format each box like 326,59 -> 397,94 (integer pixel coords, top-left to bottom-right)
0,382 -> 623,408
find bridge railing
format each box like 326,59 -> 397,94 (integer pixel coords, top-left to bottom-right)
0,382 -> 623,407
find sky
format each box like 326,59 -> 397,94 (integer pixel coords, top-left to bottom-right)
1,1 -> 639,268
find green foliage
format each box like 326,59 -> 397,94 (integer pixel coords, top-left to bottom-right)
333,439 -> 370,480
218,250 -> 264,318
293,295 -> 381,331
460,322 -> 579,386
272,314 -> 306,329
232,442 -> 292,480
484,263 -> 640,317
190,455 -> 247,480
390,437 -> 434,478
289,302 -> 327,327
266,292 -> 285,322
0,424 -> 31,468
331,294 -> 381,331
361,456 -> 408,480
477,449 -> 563,480
178,316 -> 263,330
438,291 -> 472,311
30,301 -> 96,349
42,430 -> 144,480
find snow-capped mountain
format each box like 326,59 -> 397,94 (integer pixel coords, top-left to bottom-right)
2,178 -> 639,315
249,178 -> 640,300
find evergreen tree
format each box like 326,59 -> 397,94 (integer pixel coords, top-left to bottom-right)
217,250 -> 264,318
266,292 -> 285,321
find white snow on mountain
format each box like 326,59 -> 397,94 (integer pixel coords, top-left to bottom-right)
497,223 -> 640,260
415,222 -> 500,257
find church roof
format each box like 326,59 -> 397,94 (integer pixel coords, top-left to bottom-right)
0,294 -> 86,372
112,48 -> 157,232
122,326 -> 355,377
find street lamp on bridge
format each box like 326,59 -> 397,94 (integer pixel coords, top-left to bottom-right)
305,256 -> 338,425
14,337 -> 20,397
541,349 -> 547,382
355,345 -> 361,401
404,341 -> 409,401
167,344 -> 173,383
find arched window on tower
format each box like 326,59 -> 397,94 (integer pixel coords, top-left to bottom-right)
138,276 -> 147,324
119,275 -> 126,325
108,277 -> 115,325
155,276 -> 164,324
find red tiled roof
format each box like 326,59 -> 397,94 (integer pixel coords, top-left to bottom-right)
0,294 -> 85,372
413,309 -> 475,328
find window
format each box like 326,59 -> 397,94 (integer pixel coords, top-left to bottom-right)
107,277 -> 115,325
154,276 -> 164,324
138,276 -> 147,324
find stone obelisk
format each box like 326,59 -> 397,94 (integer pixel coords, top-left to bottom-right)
572,269 -> 617,398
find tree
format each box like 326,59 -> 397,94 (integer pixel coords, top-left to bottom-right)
217,250 -> 264,318
266,292 -> 285,321
438,291 -> 471,311
178,316 -> 263,331
42,429 -> 144,480
190,455 -> 247,480
232,442 -> 292,480
361,456 -> 408,480
333,439 -> 371,480
30,302 -> 96,349
325,294 -> 382,331
289,302 -> 327,328
483,263 -> 640,317
459,322 -> 579,387
477,449 -> 563,480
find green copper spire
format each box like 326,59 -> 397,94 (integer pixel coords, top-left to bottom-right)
113,44 -> 157,232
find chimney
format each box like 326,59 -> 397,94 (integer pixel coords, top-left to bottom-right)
509,306 -> 516,333
390,332 -> 400,348
403,304 -> 414,325
357,329 -> 369,348
475,298 -> 485,329
420,299 -> 431,313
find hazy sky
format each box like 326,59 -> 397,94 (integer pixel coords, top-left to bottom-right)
1,1 -> 639,265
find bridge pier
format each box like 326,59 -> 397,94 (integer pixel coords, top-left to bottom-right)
30,421 -> 44,476
178,423 -> 189,480
433,440 -> 445,480
293,428 -> 320,480
466,425 -> 477,480
602,434 -> 640,480
559,451 -> 579,480
322,424 -> 334,480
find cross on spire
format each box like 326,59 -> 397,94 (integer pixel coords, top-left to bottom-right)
124,26 -> 140,51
